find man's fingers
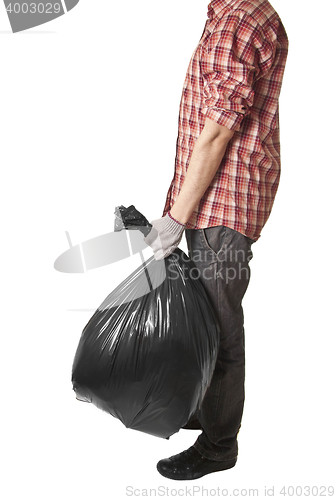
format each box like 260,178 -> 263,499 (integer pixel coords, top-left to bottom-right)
143,226 -> 159,246
154,245 -> 176,260
154,249 -> 166,260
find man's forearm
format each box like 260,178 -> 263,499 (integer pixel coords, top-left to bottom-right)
169,118 -> 235,225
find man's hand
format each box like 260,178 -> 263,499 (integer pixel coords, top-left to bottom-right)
143,212 -> 185,260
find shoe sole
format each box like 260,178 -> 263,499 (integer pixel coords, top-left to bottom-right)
156,459 -> 237,480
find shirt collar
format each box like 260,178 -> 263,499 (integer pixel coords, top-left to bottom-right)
207,0 -> 233,19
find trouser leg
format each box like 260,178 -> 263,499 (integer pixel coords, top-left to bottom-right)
183,225 -> 254,461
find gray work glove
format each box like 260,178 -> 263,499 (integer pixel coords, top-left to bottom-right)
143,212 -> 186,260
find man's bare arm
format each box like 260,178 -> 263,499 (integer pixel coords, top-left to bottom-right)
169,117 -> 235,225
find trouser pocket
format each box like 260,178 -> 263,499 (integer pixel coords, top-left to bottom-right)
201,226 -> 228,257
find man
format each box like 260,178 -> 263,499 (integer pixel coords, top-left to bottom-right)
144,0 -> 288,480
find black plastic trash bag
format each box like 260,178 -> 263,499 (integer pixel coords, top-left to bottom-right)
71,206 -> 220,439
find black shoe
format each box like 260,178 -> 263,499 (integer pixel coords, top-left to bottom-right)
156,445 -> 237,480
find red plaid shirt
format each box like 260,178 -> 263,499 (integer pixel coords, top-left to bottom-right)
162,0 -> 289,241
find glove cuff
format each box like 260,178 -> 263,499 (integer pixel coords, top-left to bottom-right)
163,213 -> 185,235
167,210 -> 185,227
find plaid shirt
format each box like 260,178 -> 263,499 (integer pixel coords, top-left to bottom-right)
162,0 -> 289,241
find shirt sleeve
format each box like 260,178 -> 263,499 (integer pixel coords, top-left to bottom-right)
200,11 -> 276,131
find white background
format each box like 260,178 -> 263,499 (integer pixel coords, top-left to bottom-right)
1,0 -> 335,498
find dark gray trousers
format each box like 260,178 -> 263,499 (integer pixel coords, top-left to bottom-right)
183,225 -> 255,462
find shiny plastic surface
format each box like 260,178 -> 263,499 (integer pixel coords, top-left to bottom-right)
71,207 -> 220,439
